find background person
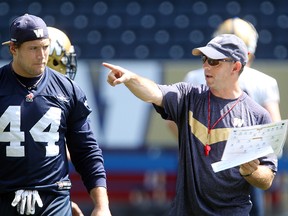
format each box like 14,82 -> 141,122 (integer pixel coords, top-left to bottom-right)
167,18 -> 282,216
0,13 -> 111,216
103,34 -> 277,216
47,26 -> 77,81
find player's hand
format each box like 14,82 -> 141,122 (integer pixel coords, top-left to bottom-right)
239,159 -> 260,177
71,201 -> 84,216
91,206 -> 112,216
11,190 -> 43,215
103,62 -> 133,86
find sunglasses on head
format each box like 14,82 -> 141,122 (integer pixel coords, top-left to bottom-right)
201,55 -> 234,66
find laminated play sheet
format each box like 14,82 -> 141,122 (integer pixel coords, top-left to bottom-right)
212,120 -> 288,173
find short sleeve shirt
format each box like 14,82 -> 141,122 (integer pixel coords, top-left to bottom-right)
154,83 -> 277,216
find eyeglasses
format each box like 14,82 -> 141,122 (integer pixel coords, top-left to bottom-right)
201,55 -> 234,66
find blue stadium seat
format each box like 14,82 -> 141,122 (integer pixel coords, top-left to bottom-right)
0,0 -> 286,60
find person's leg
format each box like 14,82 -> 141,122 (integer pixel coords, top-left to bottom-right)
250,187 -> 264,216
39,192 -> 72,216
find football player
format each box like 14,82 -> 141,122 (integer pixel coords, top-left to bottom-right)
47,26 -> 77,81
0,14 -> 111,216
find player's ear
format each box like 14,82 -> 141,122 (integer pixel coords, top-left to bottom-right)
9,42 -> 17,54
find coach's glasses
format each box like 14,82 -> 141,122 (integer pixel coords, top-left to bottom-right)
201,55 -> 234,66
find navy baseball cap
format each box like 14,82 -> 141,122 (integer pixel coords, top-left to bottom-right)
192,34 -> 248,64
2,13 -> 49,45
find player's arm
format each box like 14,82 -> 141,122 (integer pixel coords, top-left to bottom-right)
239,159 -> 275,190
263,101 -> 281,122
261,78 -> 281,122
90,187 -> 111,216
103,62 -> 163,107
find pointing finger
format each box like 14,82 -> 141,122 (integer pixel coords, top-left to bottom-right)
102,62 -> 117,70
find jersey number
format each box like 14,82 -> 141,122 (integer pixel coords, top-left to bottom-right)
0,106 -> 61,157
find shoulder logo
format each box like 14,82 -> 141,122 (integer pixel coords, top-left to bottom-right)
57,94 -> 69,102
84,99 -> 90,109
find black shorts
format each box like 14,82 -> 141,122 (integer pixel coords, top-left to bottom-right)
0,191 -> 72,216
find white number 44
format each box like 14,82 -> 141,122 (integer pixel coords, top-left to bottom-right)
0,106 -> 61,157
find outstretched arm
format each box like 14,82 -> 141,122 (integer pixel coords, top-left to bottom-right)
103,62 -> 163,107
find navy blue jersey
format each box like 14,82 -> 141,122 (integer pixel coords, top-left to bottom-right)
0,63 -> 106,194
154,82 -> 277,216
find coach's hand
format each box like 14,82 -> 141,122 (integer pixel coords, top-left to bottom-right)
11,190 -> 43,215
103,62 -> 133,86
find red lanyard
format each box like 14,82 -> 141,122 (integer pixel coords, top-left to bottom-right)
205,91 -> 242,156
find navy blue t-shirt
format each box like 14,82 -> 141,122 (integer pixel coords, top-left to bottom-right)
154,82 -> 277,216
